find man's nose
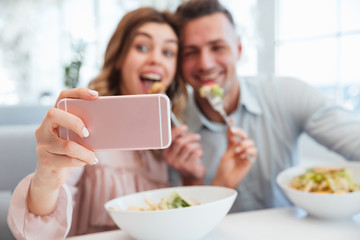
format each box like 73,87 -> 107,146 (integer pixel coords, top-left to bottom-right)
198,49 -> 214,70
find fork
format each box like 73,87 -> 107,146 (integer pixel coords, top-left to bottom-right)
170,108 -> 202,164
171,111 -> 181,127
205,93 -> 233,129
206,93 -> 256,164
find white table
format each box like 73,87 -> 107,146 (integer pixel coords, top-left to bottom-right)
67,207 -> 360,240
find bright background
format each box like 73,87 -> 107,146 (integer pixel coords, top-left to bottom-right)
0,0 -> 359,114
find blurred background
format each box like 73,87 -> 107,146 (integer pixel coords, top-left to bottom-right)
0,0 -> 359,112
1,1 -> 359,238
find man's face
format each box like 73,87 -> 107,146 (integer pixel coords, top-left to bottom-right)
181,13 -> 241,97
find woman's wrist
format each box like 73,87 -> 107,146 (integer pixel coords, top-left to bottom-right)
31,172 -> 61,193
27,174 -> 62,216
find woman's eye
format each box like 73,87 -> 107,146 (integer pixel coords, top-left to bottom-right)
163,50 -> 175,57
136,44 -> 149,52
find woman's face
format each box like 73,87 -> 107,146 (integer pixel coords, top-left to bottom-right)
120,22 -> 178,95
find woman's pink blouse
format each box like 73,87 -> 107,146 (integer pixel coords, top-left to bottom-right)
7,150 -> 169,239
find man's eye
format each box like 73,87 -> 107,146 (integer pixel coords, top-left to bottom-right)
183,50 -> 197,57
213,45 -> 225,51
163,50 -> 175,57
136,44 -> 149,52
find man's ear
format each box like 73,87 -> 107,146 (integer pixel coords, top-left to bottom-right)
236,37 -> 242,60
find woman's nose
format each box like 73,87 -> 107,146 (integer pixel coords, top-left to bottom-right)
148,49 -> 163,65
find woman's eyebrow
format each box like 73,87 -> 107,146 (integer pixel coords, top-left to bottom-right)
134,31 -> 178,44
134,31 -> 152,39
165,39 -> 178,45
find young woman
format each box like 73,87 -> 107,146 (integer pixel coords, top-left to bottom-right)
7,7 -> 201,239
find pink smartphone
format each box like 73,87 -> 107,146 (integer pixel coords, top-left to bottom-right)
57,94 -> 171,151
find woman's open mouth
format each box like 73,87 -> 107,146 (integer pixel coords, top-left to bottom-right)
140,73 -> 163,93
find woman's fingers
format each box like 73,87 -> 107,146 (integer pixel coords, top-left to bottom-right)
37,148 -> 91,168
40,138 -> 97,165
172,141 -> 203,167
163,125 -> 204,178
171,124 -> 188,138
47,88 -> 98,138
54,88 -> 98,107
183,151 -> 205,178
163,125 -> 187,157
41,107 -> 89,139
168,132 -> 201,162
162,124 -> 204,179
36,97 -> 99,167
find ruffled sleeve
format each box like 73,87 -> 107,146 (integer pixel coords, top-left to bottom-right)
7,173 -> 75,240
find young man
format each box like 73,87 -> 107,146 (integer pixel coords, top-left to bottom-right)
164,0 -> 360,212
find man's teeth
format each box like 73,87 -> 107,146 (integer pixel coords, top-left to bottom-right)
141,73 -> 161,81
200,73 -> 218,81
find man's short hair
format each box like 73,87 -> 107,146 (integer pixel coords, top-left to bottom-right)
175,0 -> 235,27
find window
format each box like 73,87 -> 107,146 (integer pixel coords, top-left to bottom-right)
0,0 -> 257,106
221,0 -> 258,76
0,0 -> 183,106
275,0 -> 360,113
3,0 -> 357,111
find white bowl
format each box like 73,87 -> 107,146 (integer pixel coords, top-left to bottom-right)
104,186 -> 237,240
276,161 -> 360,219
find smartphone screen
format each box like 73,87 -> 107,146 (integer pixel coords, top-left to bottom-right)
57,94 -> 171,151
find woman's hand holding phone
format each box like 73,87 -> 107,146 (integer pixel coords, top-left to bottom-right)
28,88 -> 99,216
29,88 -> 172,216
57,94 -> 171,151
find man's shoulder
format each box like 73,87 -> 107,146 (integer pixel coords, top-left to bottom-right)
242,75 -> 302,83
242,75 -> 310,91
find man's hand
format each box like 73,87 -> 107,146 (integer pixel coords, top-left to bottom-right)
212,126 -> 257,189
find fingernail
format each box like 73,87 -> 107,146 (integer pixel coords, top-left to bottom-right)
88,89 -> 98,96
231,127 -> 237,133
93,156 -> 99,165
82,127 -> 89,137
235,146 -> 241,153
